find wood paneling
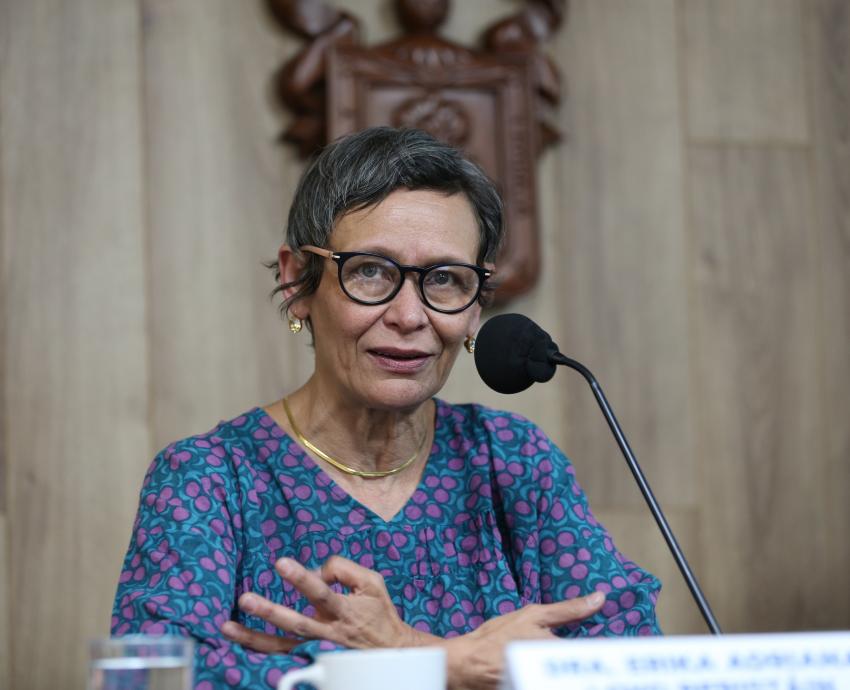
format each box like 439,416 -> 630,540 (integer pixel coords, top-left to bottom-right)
1,1 -> 149,688
140,0 -> 313,449
528,0 -> 700,635
682,0 -> 808,143
688,146 -> 822,632
553,0 -> 695,512
0,516 -> 8,690
805,0 -> 850,625
0,3 -> 9,683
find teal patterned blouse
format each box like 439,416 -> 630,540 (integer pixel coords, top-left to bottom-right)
112,399 -> 662,689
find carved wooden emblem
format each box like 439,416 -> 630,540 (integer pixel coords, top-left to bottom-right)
268,0 -> 566,302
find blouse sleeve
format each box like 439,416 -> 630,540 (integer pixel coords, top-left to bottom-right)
507,425 -> 662,636
111,441 -> 342,690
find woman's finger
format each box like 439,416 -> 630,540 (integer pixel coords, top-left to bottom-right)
276,558 -> 346,617
318,555 -> 386,592
534,592 -> 606,627
237,592 -> 331,640
220,620 -> 300,654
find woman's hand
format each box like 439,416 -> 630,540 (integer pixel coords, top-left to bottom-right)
221,555 -> 604,690
221,556 -> 428,653
443,592 -> 606,690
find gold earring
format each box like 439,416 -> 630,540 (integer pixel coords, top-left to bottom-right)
288,316 -> 303,334
464,335 -> 476,354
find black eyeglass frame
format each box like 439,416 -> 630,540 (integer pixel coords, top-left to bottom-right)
300,245 -> 492,314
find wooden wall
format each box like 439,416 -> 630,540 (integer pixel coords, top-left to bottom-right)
1,1 -> 848,688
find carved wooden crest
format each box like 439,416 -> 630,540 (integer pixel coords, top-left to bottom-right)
268,0 -> 567,302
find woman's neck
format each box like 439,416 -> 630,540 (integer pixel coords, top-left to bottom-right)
277,376 -> 435,476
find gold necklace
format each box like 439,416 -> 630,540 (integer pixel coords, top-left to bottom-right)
282,398 -> 427,479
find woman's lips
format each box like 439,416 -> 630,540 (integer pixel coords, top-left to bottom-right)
367,348 -> 433,373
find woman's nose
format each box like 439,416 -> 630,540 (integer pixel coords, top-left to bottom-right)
383,274 -> 429,330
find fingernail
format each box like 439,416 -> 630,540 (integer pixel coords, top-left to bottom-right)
587,592 -> 605,607
277,558 -> 293,575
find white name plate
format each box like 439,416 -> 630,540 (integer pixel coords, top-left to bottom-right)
504,632 -> 850,690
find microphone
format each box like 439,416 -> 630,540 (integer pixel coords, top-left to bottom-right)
474,313 -> 722,635
474,313 -> 558,393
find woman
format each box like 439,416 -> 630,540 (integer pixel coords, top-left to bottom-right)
112,127 -> 661,690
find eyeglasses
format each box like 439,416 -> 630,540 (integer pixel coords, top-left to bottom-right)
300,245 -> 492,314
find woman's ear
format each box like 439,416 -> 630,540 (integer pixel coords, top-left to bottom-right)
278,244 -> 310,319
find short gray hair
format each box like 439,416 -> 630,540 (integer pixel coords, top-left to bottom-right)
269,127 -> 504,317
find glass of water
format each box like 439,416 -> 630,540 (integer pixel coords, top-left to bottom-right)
88,635 -> 194,690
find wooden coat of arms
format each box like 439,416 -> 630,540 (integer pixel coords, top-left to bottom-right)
268,0 -> 566,302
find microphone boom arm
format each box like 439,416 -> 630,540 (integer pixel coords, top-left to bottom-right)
552,352 -> 722,635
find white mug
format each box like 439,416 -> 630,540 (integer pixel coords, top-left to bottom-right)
276,647 -> 446,690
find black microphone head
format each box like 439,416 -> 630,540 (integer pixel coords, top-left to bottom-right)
474,314 -> 560,394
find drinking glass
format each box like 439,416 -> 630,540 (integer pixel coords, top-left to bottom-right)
88,635 -> 193,690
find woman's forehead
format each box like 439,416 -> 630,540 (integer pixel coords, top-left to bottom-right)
330,190 -> 479,259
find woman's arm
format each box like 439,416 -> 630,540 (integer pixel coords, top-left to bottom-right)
112,444 -> 340,689
483,410 -> 662,637
437,594 -> 606,690
222,556 -> 605,690
527,461 -> 662,637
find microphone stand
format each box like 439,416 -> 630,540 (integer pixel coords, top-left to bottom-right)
552,352 -> 722,635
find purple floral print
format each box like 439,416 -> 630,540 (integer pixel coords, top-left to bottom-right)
112,400 -> 661,688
